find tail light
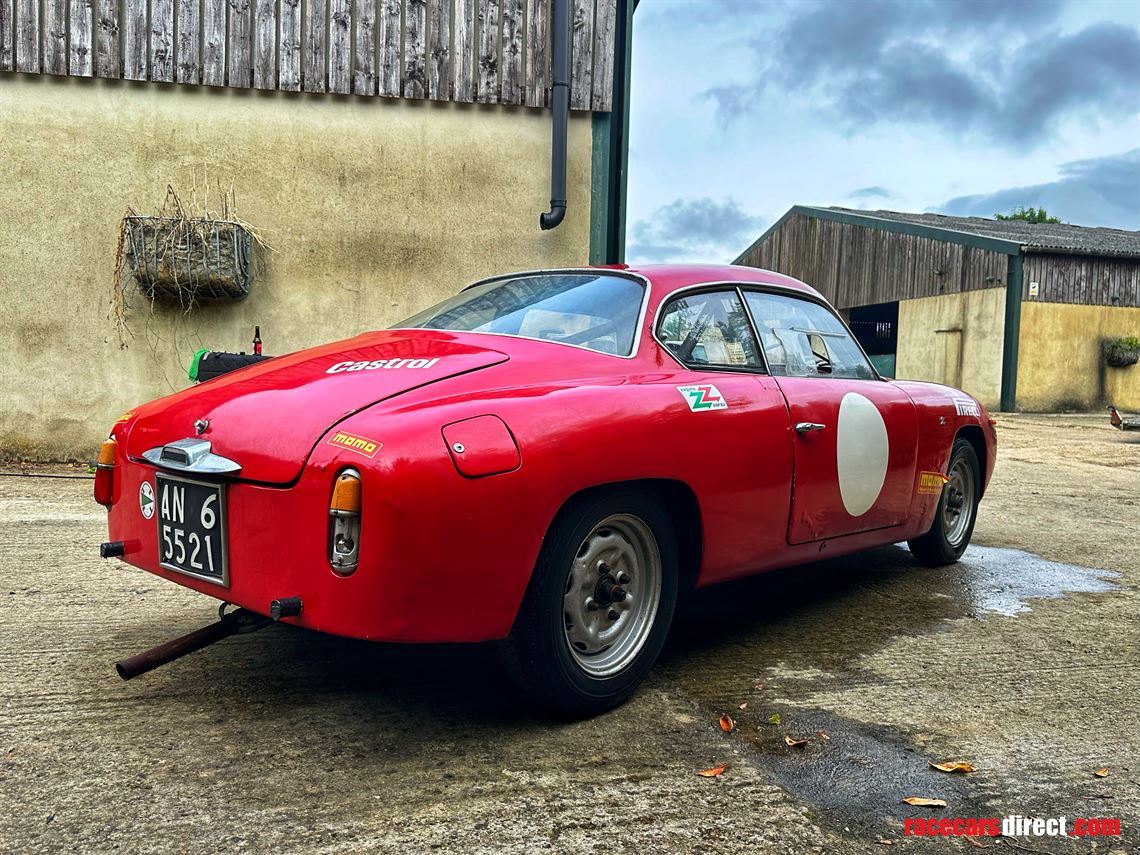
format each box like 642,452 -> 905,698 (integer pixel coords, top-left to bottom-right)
329,469 -> 361,574
94,438 -> 117,508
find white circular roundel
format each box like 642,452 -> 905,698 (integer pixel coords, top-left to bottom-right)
139,481 -> 155,519
836,392 -> 889,517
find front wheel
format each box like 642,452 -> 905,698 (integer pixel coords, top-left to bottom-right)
501,491 -> 679,718
908,438 -> 981,567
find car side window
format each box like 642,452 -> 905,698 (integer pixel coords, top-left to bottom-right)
743,291 -> 875,380
657,290 -> 763,371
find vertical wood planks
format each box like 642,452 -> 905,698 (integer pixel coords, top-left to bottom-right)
202,0 -> 226,85
402,0 -> 424,97
0,0 -> 617,111
353,0 -> 377,95
499,0 -> 521,104
122,0 -> 147,79
568,0 -> 592,110
426,0 -> 448,100
329,0 -> 351,93
69,0 -> 93,75
94,0 -> 119,77
279,0 -> 301,89
229,0 -> 253,87
0,0 -> 12,71
15,0 -> 37,72
476,0 -> 498,103
43,0 -> 66,74
452,0 -> 475,102
253,0 -> 277,88
177,0 -> 201,82
377,0 -> 400,96
304,0 -> 327,91
151,0 -> 174,81
590,0 -> 613,110
524,0 -> 547,107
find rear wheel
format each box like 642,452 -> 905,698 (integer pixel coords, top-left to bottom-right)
908,438 -> 980,567
501,491 -> 678,718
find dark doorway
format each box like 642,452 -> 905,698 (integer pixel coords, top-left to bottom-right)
848,302 -> 899,378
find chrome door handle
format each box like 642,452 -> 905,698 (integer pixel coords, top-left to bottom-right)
795,422 -> 826,434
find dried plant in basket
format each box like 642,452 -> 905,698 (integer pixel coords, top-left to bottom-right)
112,185 -> 269,326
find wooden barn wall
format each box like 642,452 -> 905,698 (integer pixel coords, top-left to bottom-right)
0,0 -> 616,110
737,215 -> 1009,310
1024,253 -> 1140,308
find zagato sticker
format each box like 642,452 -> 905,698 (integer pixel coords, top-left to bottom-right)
917,471 -> 949,495
328,431 -> 383,458
677,385 -> 727,412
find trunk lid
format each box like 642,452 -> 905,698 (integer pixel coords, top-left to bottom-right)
123,331 -> 509,484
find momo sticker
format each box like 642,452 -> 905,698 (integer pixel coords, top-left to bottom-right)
139,481 -> 155,519
677,385 -> 727,411
326,358 -> 440,375
954,399 -> 980,417
917,471 -> 949,495
328,431 -> 383,458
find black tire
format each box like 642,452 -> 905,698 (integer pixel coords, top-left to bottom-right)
908,437 -> 981,567
501,490 -> 679,718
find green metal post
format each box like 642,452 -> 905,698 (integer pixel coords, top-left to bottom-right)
1000,252 -> 1023,412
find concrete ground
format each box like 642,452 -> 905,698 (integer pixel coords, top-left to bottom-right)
1,414 -> 1136,853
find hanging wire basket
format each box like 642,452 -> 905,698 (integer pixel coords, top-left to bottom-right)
123,215 -> 254,303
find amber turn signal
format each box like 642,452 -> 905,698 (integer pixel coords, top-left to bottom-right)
329,471 -> 362,516
94,437 -> 117,508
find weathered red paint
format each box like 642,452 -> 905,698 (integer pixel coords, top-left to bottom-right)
102,264 -> 996,643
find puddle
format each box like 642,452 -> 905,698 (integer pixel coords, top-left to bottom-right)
946,545 -> 1120,618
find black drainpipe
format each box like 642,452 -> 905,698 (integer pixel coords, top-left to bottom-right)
540,0 -> 570,230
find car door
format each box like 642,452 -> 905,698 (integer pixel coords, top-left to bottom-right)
655,288 -> 796,576
742,290 -> 918,544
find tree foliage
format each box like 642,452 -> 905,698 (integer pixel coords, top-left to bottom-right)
994,206 -> 1062,224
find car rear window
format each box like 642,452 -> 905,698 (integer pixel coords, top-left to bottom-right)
395,273 -> 646,356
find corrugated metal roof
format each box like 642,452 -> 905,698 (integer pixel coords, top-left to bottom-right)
825,207 -> 1140,258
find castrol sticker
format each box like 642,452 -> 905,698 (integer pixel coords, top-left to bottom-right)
326,358 -> 440,374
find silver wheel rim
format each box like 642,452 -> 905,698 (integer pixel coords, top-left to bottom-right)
943,457 -> 976,548
562,513 -> 662,678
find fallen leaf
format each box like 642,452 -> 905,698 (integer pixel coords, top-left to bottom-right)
754,683 -> 764,690
901,797 -> 947,808
738,702 -> 748,710
767,713 -> 781,726
876,840 -> 894,846
697,763 -> 728,778
784,735 -> 808,748
719,714 -> 735,733
930,761 -> 976,773
817,730 -> 831,741
1095,767 -> 1109,778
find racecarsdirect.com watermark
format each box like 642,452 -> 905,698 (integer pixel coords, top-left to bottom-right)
905,815 -> 1122,839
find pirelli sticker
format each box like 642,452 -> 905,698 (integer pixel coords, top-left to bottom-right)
954,399 -> 980,417
917,471 -> 949,495
328,431 -> 383,458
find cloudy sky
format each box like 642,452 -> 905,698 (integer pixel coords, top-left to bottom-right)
625,0 -> 1140,263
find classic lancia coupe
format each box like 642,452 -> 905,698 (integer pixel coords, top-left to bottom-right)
97,264 -> 995,715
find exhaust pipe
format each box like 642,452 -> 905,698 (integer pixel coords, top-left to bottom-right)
540,0 -> 570,230
115,606 -> 272,681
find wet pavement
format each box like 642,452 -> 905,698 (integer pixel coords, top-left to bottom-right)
1,414 -> 1137,853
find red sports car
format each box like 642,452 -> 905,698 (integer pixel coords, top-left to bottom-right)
97,264 -> 995,715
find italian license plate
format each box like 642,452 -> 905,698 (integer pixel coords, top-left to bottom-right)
155,473 -> 228,586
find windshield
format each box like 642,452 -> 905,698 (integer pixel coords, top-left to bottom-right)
395,273 -> 646,356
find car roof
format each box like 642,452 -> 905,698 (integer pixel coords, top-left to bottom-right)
614,263 -> 824,301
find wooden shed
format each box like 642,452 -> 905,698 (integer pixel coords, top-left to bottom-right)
735,206 -> 1140,412
0,0 -> 637,457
